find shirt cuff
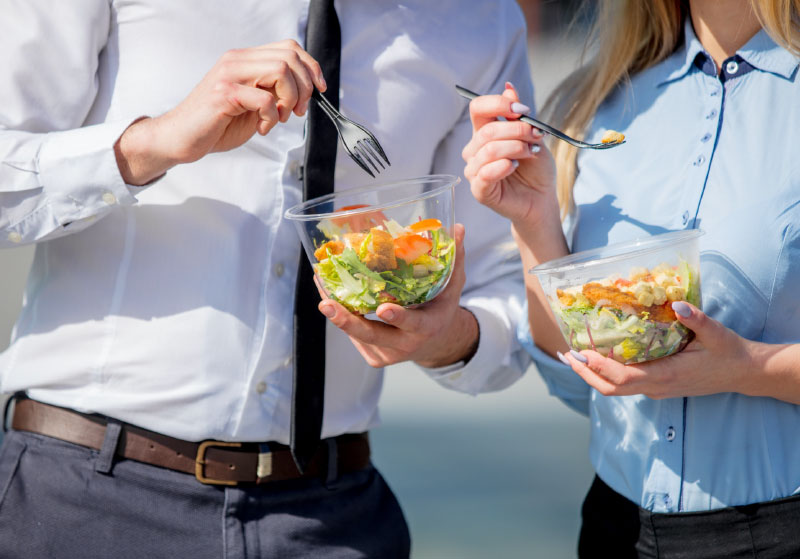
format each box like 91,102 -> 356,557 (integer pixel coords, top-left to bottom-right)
516,308 -> 591,416
36,118 -> 150,226
420,304 -> 513,395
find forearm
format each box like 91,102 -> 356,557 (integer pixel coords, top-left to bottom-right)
114,117 -> 181,186
511,212 -> 571,359
742,342 -> 800,404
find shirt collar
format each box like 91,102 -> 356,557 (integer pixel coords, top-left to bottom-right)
657,18 -> 800,85
657,19 -> 706,85
738,29 -> 800,79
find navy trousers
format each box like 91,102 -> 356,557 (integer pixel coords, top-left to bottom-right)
0,428 -> 410,558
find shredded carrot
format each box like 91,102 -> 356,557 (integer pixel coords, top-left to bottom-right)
408,218 -> 442,233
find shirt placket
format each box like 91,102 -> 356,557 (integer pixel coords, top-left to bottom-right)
642,397 -> 685,512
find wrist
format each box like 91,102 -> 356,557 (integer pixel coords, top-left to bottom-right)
114,116 -> 180,185
415,307 -> 479,368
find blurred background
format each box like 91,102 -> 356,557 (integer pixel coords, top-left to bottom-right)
0,2 -> 594,557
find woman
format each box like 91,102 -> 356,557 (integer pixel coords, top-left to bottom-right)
463,0 -> 800,557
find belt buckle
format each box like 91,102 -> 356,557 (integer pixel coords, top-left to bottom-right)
195,440 -> 242,486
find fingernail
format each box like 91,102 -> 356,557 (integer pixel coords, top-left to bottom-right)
557,351 -> 570,366
532,127 -> 543,138
320,76 -> 327,90
510,102 -> 530,115
672,301 -> 692,318
505,81 -> 515,90
530,144 -> 541,154
320,304 -> 335,318
511,159 -> 520,168
380,309 -> 396,322
570,349 -> 588,363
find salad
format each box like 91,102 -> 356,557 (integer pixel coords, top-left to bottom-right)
312,205 -> 455,314
550,260 -> 700,364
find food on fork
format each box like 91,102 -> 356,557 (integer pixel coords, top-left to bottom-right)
601,130 -> 625,144
313,209 -> 455,314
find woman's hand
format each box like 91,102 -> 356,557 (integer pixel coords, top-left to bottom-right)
115,39 -> 326,185
462,83 -> 558,231
559,301 -> 762,400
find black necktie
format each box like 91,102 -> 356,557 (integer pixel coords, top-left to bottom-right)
291,0 -> 341,473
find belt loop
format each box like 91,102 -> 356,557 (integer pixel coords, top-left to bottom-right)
324,438 -> 338,489
95,420 -> 122,474
2,393 -> 19,433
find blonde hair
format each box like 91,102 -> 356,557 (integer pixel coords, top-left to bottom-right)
543,0 -> 800,219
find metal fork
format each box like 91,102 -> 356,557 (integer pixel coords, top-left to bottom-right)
455,85 -> 625,150
311,89 -> 391,177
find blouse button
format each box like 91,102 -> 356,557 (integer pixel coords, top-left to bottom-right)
706,109 -> 718,119
255,381 -> 267,394
274,262 -> 285,278
681,211 -> 690,226
725,60 -> 739,75
7,231 -> 22,243
693,155 -> 706,166
701,133 -> 712,143
665,427 -> 676,441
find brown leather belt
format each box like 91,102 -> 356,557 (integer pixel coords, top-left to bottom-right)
10,396 -> 370,486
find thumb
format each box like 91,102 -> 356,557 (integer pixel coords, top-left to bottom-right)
671,301 -> 720,343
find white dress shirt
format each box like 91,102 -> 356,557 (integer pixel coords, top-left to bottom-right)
0,0 -> 531,442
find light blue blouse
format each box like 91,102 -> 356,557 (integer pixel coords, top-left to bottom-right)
520,21 -> 800,513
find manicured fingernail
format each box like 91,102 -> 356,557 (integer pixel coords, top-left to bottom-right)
510,102 -> 530,115
530,144 -> 541,154
672,301 -> 692,318
570,349 -> 588,363
380,309 -> 396,322
320,304 -> 335,318
511,159 -> 520,168
505,81 -> 515,90
557,351 -> 570,366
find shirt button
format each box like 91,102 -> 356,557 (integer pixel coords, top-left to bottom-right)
681,211 -> 690,226
725,60 -> 739,74
701,133 -> 712,143
7,231 -> 22,243
255,381 -> 267,394
693,154 -> 706,166
706,109 -> 718,120
102,192 -> 117,205
288,160 -> 303,181
274,262 -> 285,278
665,426 -> 676,441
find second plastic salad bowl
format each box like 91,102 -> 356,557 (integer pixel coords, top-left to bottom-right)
531,230 -> 704,364
284,175 -> 459,315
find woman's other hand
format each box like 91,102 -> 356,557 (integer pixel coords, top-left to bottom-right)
560,301 -> 800,404
462,83 -> 558,231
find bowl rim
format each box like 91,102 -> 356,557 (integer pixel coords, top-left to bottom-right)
530,229 -> 705,276
283,174 -> 460,221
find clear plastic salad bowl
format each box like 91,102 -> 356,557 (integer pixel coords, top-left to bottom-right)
284,175 -> 459,315
531,229 -> 704,364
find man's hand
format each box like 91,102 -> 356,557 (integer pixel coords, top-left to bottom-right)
115,39 -> 326,185
317,224 -> 480,369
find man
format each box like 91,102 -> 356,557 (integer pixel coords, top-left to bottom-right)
0,1 -> 532,556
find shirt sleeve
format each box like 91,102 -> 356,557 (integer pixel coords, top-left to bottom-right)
515,304 -> 591,416
416,1 -> 534,395
0,0 -> 148,249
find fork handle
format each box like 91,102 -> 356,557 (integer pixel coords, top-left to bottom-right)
454,85 -> 576,145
